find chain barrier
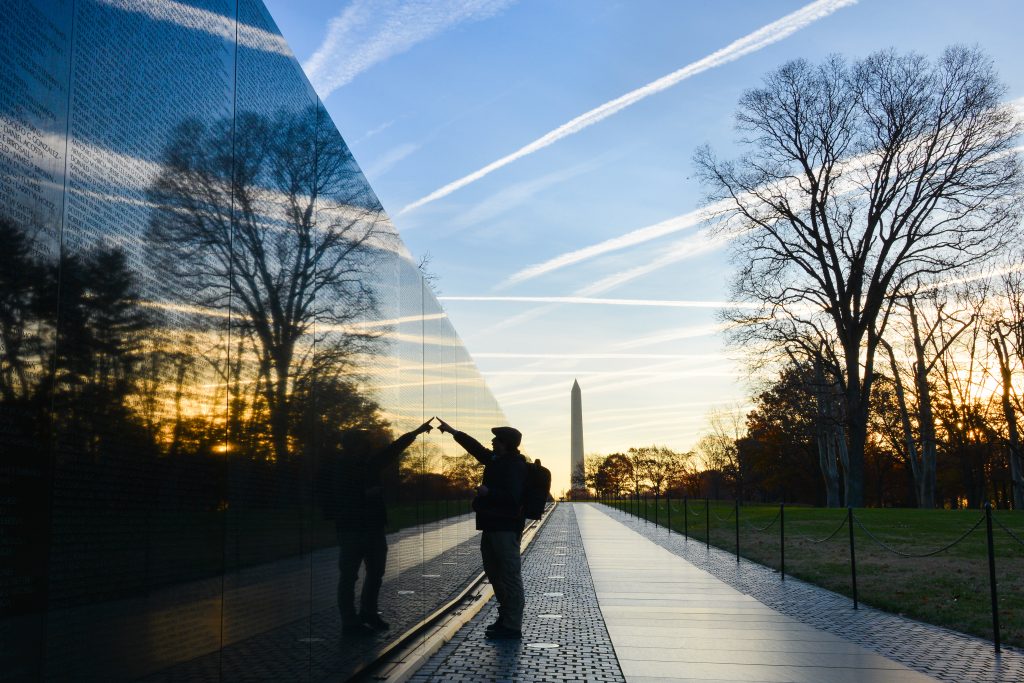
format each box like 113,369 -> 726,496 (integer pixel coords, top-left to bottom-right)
796,515 -> 848,544
685,502 -> 704,517
710,505 -> 736,523
992,515 -> 1024,548
852,513 -> 985,558
743,507 -> 782,532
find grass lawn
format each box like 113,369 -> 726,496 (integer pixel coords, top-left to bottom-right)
604,498 -> 1024,649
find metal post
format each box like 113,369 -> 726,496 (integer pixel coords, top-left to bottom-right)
985,502 -> 1001,652
780,503 -> 785,581
667,493 -> 671,530
655,491 -> 659,527
705,497 -> 710,550
735,499 -> 740,563
848,507 -> 858,610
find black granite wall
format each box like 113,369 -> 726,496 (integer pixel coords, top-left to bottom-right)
0,1 -> 502,679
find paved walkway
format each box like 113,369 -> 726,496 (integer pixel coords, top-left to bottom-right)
576,504 -> 934,682
599,504 -> 1024,683
410,504 -> 623,682
414,503 -> 1024,683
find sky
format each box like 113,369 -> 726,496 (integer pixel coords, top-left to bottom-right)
262,0 -> 1024,495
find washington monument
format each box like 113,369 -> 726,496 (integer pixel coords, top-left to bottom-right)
571,380 -> 584,490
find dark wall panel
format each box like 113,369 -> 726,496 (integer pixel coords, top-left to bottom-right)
44,0 -> 237,679
0,0 -> 71,677
0,1 -> 506,680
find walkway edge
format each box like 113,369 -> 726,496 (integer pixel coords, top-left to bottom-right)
359,503 -> 558,683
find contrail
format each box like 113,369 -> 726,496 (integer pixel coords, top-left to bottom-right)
437,295 -> 754,308
575,228 -> 739,296
506,121 -> 1022,289
613,323 -> 731,350
304,0 -> 515,98
499,205 -> 719,288
399,0 -> 857,214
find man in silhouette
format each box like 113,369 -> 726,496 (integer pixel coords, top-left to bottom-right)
328,419 -> 434,637
437,419 -> 527,639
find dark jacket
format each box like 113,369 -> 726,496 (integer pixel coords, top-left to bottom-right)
452,431 -> 527,532
324,430 -> 419,530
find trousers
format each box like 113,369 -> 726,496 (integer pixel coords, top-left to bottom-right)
336,526 -> 388,623
480,530 -> 524,631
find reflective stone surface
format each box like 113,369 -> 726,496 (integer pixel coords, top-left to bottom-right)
0,1 -> 503,679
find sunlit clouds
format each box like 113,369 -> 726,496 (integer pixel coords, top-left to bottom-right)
612,323 -> 732,350
304,0 -> 516,98
574,228 -> 740,296
499,206 -> 719,288
439,295 -> 754,308
96,0 -> 292,56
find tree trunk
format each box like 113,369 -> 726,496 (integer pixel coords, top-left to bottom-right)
908,300 -> 937,508
270,361 -> 291,464
845,384 -> 867,508
813,357 -> 841,507
995,338 -> 1024,509
883,340 -> 922,506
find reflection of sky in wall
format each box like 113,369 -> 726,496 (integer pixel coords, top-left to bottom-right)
16,0 -> 503,457
263,0 -> 1024,494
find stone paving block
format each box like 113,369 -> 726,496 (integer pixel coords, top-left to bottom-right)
411,505 -> 626,682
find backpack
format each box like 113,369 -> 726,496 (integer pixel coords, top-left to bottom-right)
523,459 -> 552,520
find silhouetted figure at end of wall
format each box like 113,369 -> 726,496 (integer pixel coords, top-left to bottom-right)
323,419 -> 433,637
437,419 -> 527,640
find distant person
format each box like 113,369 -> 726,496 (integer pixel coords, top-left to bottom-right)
326,419 -> 434,637
436,419 -> 527,640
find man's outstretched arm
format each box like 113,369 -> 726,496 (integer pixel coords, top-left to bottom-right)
436,418 -> 491,465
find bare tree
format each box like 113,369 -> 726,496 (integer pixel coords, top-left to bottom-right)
985,267 -> 1024,508
629,446 -> 686,497
933,292 -> 1001,508
148,105 -> 391,462
624,449 -> 649,497
782,346 -> 845,506
696,407 -> 747,499
696,47 -> 1023,505
880,288 -> 978,507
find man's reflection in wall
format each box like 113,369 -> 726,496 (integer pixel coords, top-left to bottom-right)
324,420 -> 433,637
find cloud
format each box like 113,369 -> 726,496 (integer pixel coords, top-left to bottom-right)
442,156 -> 608,234
575,227 -> 739,296
398,0 -> 857,214
364,143 -> 422,179
355,119 -> 398,144
499,206 -> 718,288
304,0 -> 516,98
473,352 -> 725,360
500,104 -> 1024,290
97,0 -> 291,56
498,364 -> 738,407
438,295 -> 754,308
613,323 -> 731,350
